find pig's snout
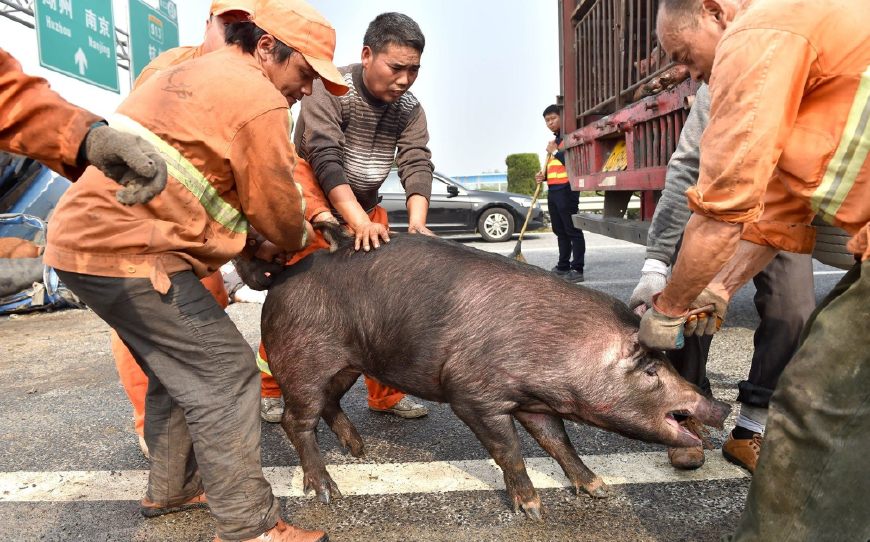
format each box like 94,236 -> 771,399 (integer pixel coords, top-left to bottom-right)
694,397 -> 731,430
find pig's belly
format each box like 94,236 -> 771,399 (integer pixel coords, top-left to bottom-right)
351,358 -> 449,403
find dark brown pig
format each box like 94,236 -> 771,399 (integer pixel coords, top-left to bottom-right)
260,225 -> 730,518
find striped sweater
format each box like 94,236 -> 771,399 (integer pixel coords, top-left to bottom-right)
294,63 -> 433,212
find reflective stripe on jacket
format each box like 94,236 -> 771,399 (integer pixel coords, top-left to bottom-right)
546,157 -> 569,186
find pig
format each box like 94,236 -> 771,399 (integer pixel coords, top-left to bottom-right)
259,224 -> 731,519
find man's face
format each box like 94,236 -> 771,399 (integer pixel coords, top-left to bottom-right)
361,43 -> 421,103
657,1 -> 730,83
258,37 -> 318,106
202,11 -> 248,55
544,112 -> 561,133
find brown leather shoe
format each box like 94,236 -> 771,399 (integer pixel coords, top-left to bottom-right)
722,430 -> 762,474
214,519 -> 328,542
667,417 -> 710,470
140,492 -> 207,518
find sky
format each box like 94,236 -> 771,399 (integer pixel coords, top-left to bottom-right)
1,0 -> 561,176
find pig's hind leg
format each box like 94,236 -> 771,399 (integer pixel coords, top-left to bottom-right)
514,411 -> 609,498
451,405 -> 543,519
321,368 -> 365,457
279,369 -> 343,504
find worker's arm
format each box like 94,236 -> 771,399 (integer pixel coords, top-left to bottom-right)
396,105 -> 434,234
656,28 -> 818,316
231,107 -> 307,252
0,48 -> 100,179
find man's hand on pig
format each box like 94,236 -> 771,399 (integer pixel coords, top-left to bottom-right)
638,293 -> 688,350
629,258 -> 669,315
408,223 -> 435,236
684,288 -> 728,336
349,219 -> 390,252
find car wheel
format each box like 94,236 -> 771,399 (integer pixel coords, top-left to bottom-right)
477,207 -> 514,242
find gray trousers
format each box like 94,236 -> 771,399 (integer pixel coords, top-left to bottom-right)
667,251 -> 815,407
730,259 -> 870,541
57,270 -> 280,541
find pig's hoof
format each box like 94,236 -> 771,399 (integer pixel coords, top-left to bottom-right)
520,501 -> 543,520
341,437 -> 364,458
580,478 -> 609,499
304,476 -> 343,504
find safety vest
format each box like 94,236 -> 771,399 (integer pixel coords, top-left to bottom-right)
546,156 -> 569,186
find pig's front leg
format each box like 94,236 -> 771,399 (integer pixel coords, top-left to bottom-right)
514,411 -> 609,499
451,406 -> 543,519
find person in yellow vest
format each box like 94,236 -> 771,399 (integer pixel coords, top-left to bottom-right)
535,104 -> 586,282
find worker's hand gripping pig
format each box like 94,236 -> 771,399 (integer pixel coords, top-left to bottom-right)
258,224 -> 730,519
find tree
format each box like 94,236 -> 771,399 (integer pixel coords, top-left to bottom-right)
505,153 -> 540,196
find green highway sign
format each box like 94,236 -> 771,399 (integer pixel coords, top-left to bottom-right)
129,0 -> 179,82
33,0 -> 120,93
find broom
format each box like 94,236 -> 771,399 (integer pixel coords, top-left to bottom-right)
510,153 -> 551,262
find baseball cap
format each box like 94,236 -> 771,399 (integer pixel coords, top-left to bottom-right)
209,0 -> 255,16
251,0 -> 348,96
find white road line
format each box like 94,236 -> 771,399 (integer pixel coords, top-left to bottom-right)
0,451 -> 747,502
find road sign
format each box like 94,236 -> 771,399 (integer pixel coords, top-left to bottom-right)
128,0 -> 179,82
33,0 -> 119,92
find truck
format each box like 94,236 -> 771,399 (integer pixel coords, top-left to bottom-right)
556,0 -> 854,269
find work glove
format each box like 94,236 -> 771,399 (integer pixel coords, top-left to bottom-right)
684,288 -> 728,336
638,294 -> 687,351
628,259 -> 669,314
83,124 -> 167,205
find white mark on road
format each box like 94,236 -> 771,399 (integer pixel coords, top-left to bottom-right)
0,451 -> 747,502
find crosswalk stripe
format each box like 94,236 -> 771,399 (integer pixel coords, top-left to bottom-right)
0,451 -> 747,502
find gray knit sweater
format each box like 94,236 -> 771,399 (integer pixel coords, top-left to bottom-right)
294,63 -> 434,212
646,84 -> 711,264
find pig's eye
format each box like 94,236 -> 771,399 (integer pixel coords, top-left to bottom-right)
644,363 -> 658,377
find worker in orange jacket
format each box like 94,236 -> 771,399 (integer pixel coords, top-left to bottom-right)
647,1 -> 869,540
0,49 -> 165,197
43,0 -> 347,538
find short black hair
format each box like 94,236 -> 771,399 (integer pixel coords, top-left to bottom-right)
543,104 -> 562,117
225,22 -> 296,63
363,13 -> 425,54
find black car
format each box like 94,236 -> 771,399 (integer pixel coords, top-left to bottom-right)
379,170 -> 545,242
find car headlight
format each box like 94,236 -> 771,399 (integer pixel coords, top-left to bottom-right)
509,196 -> 533,207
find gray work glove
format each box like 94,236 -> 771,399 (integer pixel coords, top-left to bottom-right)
84,125 -> 167,205
629,259 -> 669,314
684,288 -> 728,336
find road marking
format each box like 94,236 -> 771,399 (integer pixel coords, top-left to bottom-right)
0,451 -> 747,502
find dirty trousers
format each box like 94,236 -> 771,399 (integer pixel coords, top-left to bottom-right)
258,203 -> 405,409
730,259 -> 870,541
668,251 -> 814,407
58,270 -> 280,541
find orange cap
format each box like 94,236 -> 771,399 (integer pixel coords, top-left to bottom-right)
209,0 -> 254,17
251,0 -> 348,96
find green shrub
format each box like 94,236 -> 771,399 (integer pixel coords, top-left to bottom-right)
505,153 -> 540,196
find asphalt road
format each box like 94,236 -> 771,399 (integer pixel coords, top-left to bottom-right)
0,231 -> 847,541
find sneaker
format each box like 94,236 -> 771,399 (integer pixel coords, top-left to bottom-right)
722,430 -> 762,474
140,492 -> 208,518
565,270 -> 585,283
550,266 -> 569,276
666,417 -> 709,470
260,397 -> 284,423
138,434 -> 150,459
369,396 -> 429,419
214,518 -> 328,542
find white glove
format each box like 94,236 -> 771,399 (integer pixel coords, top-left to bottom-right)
628,259 -> 669,312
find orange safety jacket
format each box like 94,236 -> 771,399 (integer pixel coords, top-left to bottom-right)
545,156 -> 569,187
0,48 -> 101,180
44,46 -> 308,293
688,0 -> 870,261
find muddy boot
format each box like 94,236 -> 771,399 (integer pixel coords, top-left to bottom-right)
667,417 -> 709,470
260,397 -> 284,423
214,519 -> 328,542
369,396 -> 428,419
140,492 -> 208,517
